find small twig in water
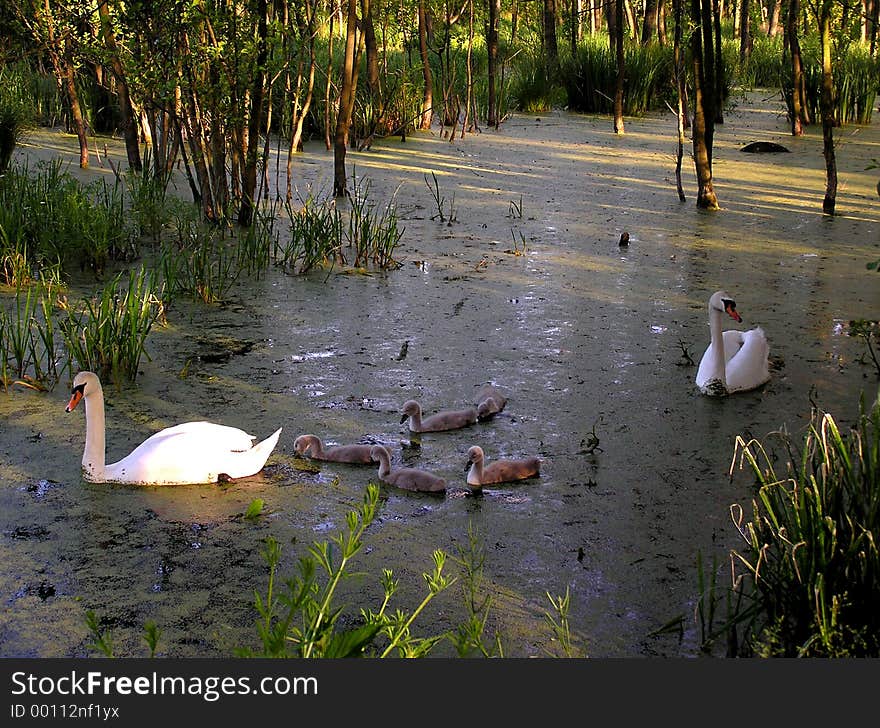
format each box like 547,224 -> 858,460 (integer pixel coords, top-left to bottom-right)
676,340 -> 696,367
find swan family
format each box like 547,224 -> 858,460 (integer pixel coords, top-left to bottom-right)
65,289 -> 768,487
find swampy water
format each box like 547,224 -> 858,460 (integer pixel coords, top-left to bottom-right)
2,91 -> 879,657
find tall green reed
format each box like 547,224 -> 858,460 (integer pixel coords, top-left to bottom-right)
708,395 -> 880,656
274,194 -> 343,275
0,283 -> 63,389
60,267 -> 164,383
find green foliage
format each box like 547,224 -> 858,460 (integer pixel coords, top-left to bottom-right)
0,283 -> 64,390
274,193 -> 343,276
703,397 -> 880,657
85,610 -> 114,658
449,524 -> 504,657
244,498 -> 265,521
781,35 -> 879,124
509,52 -> 567,113
159,214 -> 238,304
60,267 -> 164,383
735,35 -> 786,88
0,160 -> 134,281
0,63 -> 36,175
243,483 -> 456,658
562,36 -> 675,116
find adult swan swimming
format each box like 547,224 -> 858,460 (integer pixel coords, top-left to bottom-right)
695,290 -> 770,397
66,371 -> 282,485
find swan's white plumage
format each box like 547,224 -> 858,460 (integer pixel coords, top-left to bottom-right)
695,291 -> 770,396
67,371 -> 281,485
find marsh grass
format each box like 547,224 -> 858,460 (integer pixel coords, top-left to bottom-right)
343,172 -> 404,269
235,202 -> 277,277
123,149 -> 178,244
60,267 -> 164,383
274,195 -> 343,275
161,215 -> 238,304
563,38 -> 675,115
0,283 -> 63,389
0,159 -> 133,279
703,396 -> 880,656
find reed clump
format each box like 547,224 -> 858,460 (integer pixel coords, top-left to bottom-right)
701,395 -> 880,657
60,267 -> 164,383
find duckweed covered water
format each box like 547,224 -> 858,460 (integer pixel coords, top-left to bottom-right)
2,91 -> 879,657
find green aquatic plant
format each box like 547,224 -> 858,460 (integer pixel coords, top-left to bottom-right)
0,283 -> 63,389
274,195 -> 343,275
701,396 -> 880,657
60,267 -> 164,383
244,483 -> 455,658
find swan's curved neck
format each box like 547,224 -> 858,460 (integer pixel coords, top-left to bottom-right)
708,307 -> 728,389
467,459 -> 483,484
82,389 -> 107,480
376,450 -> 391,478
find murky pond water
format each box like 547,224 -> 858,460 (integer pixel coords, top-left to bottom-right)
2,91 -> 879,657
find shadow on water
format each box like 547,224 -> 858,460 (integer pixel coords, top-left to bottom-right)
2,91 -> 880,656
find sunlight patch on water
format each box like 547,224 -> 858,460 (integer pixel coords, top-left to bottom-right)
290,350 -> 336,363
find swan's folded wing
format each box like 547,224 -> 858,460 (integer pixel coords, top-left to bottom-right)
726,328 -> 770,392
140,422 -> 257,451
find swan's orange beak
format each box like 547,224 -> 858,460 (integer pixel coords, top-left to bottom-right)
66,386 -> 84,413
725,302 -> 742,323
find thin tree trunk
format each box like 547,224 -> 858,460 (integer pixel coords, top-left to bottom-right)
712,0 -> 724,123
613,0 -> 625,133
544,0 -> 559,77
642,0 -> 659,43
786,0 -> 808,134
739,0 -> 750,64
418,1 -> 433,130
334,0 -> 359,197
818,3 -> 837,215
239,0 -> 269,227
487,0 -> 500,127
672,0 -> 686,200
690,0 -> 718,209
97,0 -> 141,171
40,0 -> 89,168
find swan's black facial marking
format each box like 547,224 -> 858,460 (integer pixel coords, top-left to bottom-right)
723,298 -> 742,323
66,383 -> 86,413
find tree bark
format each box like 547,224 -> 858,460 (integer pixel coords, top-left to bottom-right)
97,0 -> 141,171
40,0 -> 89,169
712,0 -> 724,123
238,0 -> 269,227
690,0 -> 718,209
785,0 -> 809,135
613,0 -> 625,134
361,0 -> 380,98
738,0 -> 750,65
543,0 -> 559,77
487,0 -> 500,127
334,0 -> 359,197
417,0 -> 433,130
818,2 -> 837,215
642,0 -> 659,43
672,0 -> 686,200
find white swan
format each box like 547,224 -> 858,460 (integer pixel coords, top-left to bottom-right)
293,434 -> 373,464
465,445 -> 540,488
695,290 -> 770,396
370,445 -> 446,492
66,371 -> 282,485
400,399 -> 477,433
